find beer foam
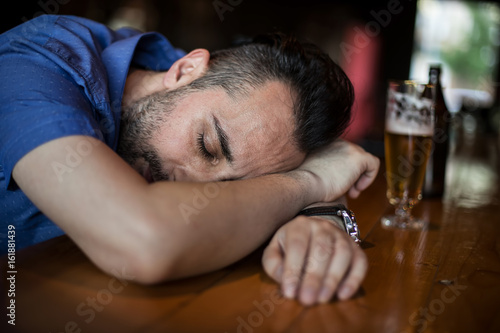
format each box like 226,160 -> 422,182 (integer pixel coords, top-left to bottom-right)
385,91 -> 434,136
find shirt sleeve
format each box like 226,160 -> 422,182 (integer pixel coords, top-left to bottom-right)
0,50 -> 103,191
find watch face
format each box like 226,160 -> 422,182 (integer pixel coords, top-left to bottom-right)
341,210 -> 361,243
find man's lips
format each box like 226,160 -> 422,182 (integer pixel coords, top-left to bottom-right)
143,165 -> 154,183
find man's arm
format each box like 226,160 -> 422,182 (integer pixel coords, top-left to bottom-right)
13,136 -> 378,284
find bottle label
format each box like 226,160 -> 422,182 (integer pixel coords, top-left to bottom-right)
385,90 -> 435,136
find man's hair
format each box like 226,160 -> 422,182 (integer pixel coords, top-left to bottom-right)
187,33 -> 354,154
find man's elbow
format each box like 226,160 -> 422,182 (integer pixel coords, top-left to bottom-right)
95,218 -> 182,285
123,257 -> 174,286
129,230 -> 183,285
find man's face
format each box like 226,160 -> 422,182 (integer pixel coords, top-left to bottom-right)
119,81 -> 305,182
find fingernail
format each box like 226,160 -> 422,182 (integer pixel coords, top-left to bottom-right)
337,285 -> 352,300
300,287 -> 316,305
275,265 -> 283,280
318,287 -> 331,303
283,283 -> 296,299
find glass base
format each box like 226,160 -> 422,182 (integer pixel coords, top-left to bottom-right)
381,215 -> 427,230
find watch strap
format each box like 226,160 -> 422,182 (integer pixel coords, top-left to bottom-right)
297,204 -> 361,244
298,205 -> 347,217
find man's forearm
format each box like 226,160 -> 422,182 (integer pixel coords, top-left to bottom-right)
142,169 -> 321,281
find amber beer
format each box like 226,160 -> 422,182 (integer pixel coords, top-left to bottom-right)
384,131 -> 433,206
384,81 -> 435,210
382,81 -> 435,229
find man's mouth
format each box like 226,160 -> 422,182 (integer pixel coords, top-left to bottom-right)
143,165 -> 154,183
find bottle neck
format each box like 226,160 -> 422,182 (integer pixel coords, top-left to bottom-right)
429,69 -> 441,87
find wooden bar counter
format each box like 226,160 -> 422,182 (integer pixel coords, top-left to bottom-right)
2,126 -> 500,333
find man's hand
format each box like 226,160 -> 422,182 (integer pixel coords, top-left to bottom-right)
297,140 -> 380,202
262,215 -> 367,306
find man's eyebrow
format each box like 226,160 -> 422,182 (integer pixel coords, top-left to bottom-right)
213,115 -> 233,164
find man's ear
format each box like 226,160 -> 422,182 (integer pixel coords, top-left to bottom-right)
162,49 -> 210,89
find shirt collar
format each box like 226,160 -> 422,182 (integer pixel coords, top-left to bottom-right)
100,32 -> 186,149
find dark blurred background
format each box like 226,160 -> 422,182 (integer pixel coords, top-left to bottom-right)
2,0 -> 500,155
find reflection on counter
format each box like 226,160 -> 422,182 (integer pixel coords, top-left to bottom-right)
444,111 -> 499,208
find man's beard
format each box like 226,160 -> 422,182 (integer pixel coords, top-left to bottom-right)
117,86 -> 192,182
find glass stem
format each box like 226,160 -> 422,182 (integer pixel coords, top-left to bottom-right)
395,198 -> 412,223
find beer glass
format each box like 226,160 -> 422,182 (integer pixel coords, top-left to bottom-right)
381,81 -> 435,229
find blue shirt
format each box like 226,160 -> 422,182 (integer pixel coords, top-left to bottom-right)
0,15 -> 185,254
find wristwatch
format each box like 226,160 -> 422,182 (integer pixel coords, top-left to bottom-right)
297,204 -> 361,244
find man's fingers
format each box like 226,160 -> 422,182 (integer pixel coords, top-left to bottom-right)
348,174 -> 369,198
348,187 -> 361,199
281,219 -> 311,299
336,248 -> 368,300
316,236 -> 353,303
262,237 -> 284,282
357,157 -> 380,188
349,156 -> 380,198
297,221 -> 335,306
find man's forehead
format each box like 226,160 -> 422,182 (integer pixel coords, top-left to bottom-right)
218,81 -> 296,136
214,81 -> 302,177
234,134 -> 304,178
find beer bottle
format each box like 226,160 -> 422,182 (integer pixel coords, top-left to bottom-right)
423,64 -> 451,197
